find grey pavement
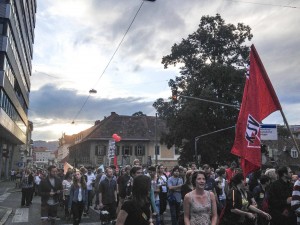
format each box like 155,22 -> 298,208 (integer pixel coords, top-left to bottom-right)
0,179 -> 17,225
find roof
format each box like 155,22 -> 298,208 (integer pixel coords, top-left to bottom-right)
70,112 -> 167,146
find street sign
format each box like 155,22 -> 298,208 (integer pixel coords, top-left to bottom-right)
260,124 -> 278,140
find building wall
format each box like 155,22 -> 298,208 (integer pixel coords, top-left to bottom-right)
0,0 -> 36,179
68,139 -> 180,168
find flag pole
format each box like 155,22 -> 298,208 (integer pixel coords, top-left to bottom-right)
280,109 -> 300,152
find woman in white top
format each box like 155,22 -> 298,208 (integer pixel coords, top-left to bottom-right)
68,171 -> 88,225
62,172 -> 73,220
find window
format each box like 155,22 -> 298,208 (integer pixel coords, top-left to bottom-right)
175,146 -> 181,155
135,145 -> 145,156
122,146 -> 132,156
155,145 -> 160,155
291,148 -> 298,159
95,145 -> 106,156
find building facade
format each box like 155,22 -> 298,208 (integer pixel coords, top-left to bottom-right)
68,112 -> 180,169
33,147 -> 56,169
0,0 -> 36,178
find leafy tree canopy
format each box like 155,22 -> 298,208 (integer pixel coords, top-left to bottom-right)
153,14 -> 253,167
132,111 -> 147,116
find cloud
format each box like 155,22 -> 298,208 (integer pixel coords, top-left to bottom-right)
29,84 -> 155,121
30,0 -> 300,141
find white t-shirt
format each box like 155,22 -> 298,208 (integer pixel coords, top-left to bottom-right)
86,173 -> 96,190
157,174 -> 168,193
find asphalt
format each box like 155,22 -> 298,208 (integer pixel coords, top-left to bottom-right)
0,179 -> 18,225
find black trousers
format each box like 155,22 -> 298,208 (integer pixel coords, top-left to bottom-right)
71,201 -> 84,225
159,192 -> 168,215
21,188 -> 32,206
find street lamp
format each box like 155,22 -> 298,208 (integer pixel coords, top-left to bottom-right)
194,126 -> 236,166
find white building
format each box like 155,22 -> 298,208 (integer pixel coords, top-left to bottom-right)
33,147 -> 56,168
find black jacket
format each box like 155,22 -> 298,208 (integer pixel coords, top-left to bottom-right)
39,176 -> 63,204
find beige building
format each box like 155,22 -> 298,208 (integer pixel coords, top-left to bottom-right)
67,112 -> 179,169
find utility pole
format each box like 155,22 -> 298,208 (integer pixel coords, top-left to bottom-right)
155,113 -> 158,166
194,126 -> 236,166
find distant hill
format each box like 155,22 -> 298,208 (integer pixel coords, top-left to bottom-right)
33,141 -> 59,151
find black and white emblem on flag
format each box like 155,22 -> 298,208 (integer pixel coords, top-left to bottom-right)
245,114 -> 260,148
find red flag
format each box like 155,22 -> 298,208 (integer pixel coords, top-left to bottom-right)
114,155 -> 118,170
231,44 -> 282,177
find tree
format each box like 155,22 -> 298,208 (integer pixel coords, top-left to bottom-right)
132,111 -> 147,116
153,14 -> 253,166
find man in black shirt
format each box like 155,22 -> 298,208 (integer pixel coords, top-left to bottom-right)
117,165 -> 131,214
99,167 -> 117,221
268,166 -> 296,225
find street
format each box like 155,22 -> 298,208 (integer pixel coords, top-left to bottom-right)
0,180 -> 172,225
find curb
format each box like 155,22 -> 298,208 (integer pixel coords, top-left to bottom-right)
0,206 -> 13,225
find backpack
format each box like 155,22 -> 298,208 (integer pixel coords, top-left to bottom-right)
261,192 -> 269,213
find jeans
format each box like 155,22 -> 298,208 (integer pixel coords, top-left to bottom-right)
169,201 -> 180,225
71,201 -> 84,225
155,200 -> 160,225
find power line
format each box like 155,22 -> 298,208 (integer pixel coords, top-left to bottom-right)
71,0 -> 149,124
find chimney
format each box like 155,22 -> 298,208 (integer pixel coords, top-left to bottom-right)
94,120 -> 101,125
111,112 -> 117,116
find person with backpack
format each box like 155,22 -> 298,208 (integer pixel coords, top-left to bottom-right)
252,175 -> 271,225
157,164 -> 168,225
220,172 -> 271,225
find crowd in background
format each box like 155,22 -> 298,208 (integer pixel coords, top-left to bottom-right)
12,159 -> 300,225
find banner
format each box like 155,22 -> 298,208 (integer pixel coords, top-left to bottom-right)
108,139 -> 116,159
63,162 -> 73,174
231,44 -> 282,176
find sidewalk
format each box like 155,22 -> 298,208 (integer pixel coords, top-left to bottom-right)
0,180 -> 18,225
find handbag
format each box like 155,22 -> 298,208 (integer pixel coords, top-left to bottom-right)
167,193 -> 177,204
167,178 -> 179,204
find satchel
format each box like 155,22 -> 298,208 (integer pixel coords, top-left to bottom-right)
167,193 -> 177,204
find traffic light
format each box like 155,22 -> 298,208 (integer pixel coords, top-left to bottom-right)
172,89 -> 178,104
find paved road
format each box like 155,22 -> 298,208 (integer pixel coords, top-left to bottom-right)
0,180 -> 173,225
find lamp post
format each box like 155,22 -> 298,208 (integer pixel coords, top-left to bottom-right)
155,113 -> 158,166
194,125 -> 236,166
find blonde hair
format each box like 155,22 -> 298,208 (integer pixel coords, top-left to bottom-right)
265,168 -> 277,182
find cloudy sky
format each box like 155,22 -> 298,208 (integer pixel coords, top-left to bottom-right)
30,0 -> 300,141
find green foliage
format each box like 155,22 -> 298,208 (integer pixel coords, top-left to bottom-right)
132,111 -> 147,116
153,14 -> 253,166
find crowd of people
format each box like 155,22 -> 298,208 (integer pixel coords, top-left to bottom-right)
13,159 -> 300,225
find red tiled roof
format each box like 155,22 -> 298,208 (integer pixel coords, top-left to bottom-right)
85,113 -> 167,141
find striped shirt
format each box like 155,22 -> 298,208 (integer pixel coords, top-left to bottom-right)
291,179 -> 300,225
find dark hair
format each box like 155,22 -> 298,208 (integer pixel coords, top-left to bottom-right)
259,175 -> 270,185
132,175 -> 151,207
202,164 -> 210,169
185,170 -> 193,185
130,166 -> 142,177
191,170 -> 206,187
148,166 -> 156,172
47,165 -> 56,172
73,171 -> 87,189
217,167 -> 226,176
277,166 -> 289,178
110,165 -> 116,170
172,166 -> 180,174
157,164 -> 164,170
65,171 -> 72,180
231,172 -> 244,186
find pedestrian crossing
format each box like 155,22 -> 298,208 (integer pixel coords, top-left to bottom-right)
11,208 -> 29,223
0,193 -> 10,202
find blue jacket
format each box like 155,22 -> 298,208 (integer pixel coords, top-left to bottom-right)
68,184 -> 88,209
